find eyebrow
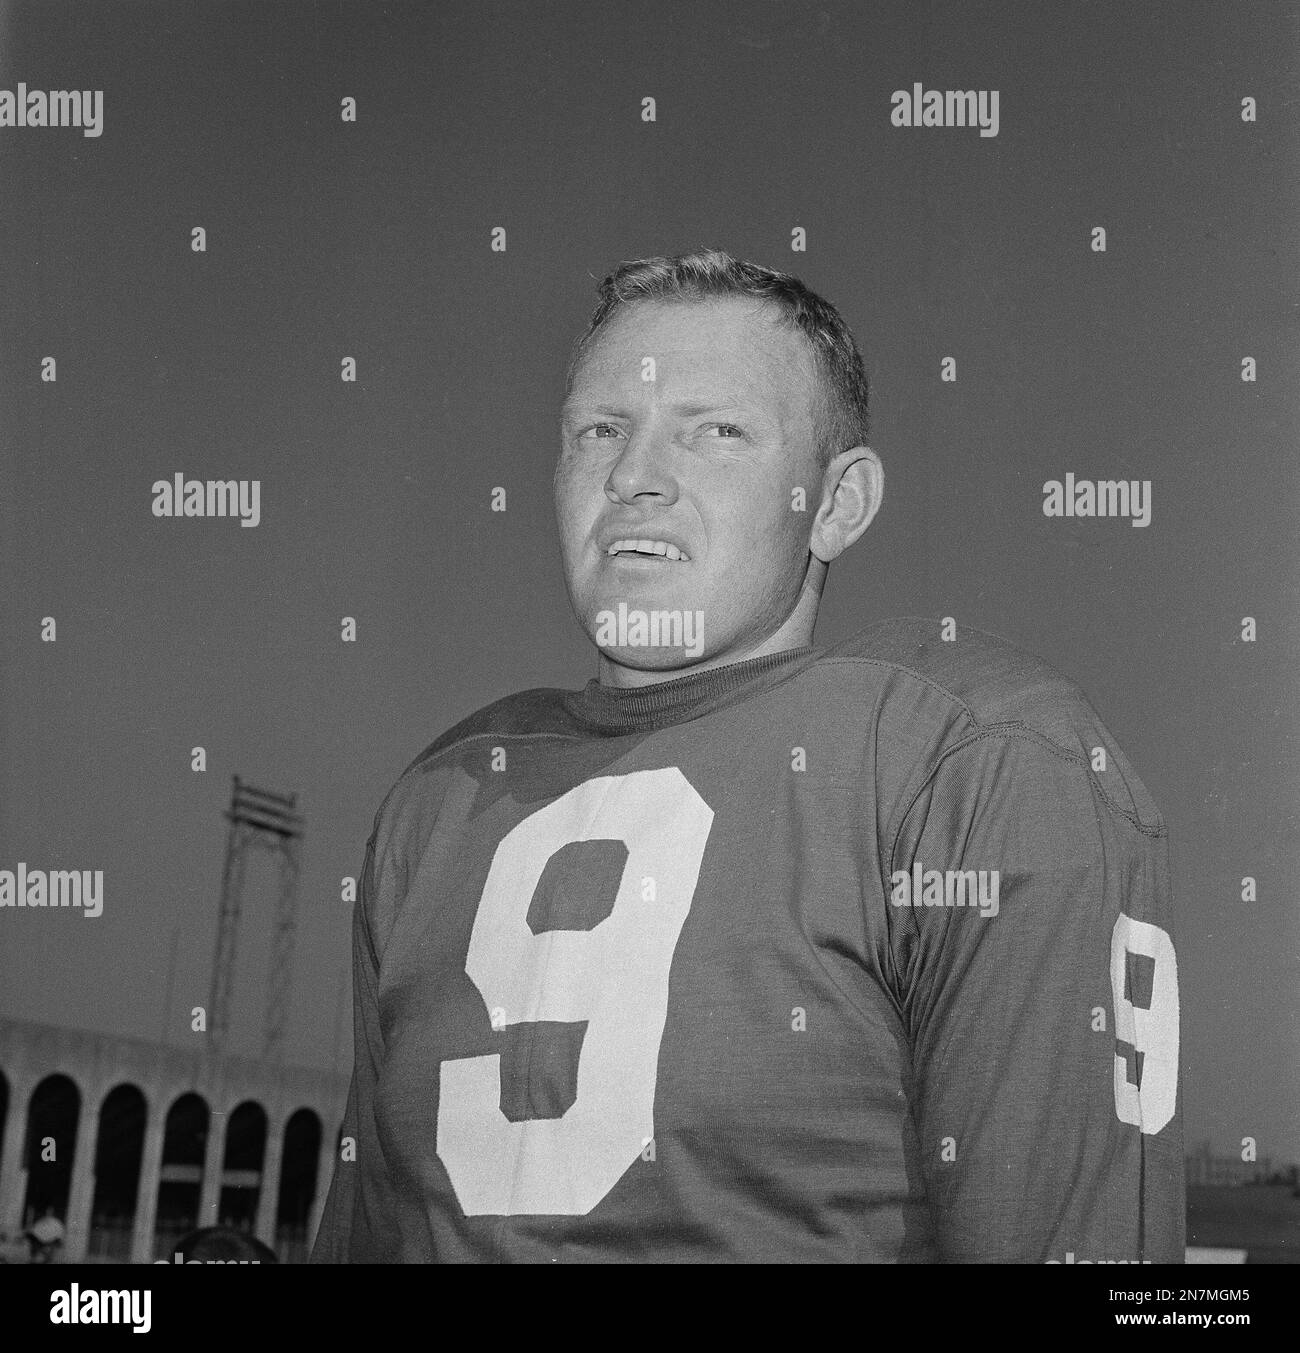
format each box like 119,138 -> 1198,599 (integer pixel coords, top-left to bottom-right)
561,399 -> 753,420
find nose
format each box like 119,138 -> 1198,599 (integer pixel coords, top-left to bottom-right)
604,430 -> 679,506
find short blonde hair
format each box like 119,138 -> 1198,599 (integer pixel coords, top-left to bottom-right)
567,248 -> 870,468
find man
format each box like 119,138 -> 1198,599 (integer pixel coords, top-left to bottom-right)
23,1214 -> 64,1263
312,249 -> 1183,1262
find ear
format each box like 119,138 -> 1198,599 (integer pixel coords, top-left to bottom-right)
809,447 -> 883,564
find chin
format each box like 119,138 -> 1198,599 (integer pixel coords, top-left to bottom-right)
593,643 -> 710,671
583,592 -> 711,661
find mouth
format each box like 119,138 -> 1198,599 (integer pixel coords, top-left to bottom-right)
602,537 -> 691,563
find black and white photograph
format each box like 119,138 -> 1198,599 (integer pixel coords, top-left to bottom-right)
0,0 -> 1296,1323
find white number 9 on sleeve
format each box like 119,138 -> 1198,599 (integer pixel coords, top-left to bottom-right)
1109,912 -> 1179,1135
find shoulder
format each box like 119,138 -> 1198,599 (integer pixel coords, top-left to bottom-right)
818,617 -> 1164,832
354,684 -> 581,955
821,616 -> 1097,745
368,684 -> 577,834
399,685 -> 580,778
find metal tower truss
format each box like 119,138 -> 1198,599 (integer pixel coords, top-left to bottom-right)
208,777 -> 305,1063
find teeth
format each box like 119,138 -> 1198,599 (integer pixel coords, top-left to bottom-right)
606,538 -> 689,561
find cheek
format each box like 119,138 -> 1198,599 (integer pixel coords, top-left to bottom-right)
709,492 -> 805,576
556,454 -> 607,504
553,480 -> 590,551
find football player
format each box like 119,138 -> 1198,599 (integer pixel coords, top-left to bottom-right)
311,249 -> 1183,1262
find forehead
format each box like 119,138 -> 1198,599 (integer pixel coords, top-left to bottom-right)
568,296 -> 820,412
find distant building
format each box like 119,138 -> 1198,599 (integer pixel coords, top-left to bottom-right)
0,1017 -> 347,1263
1185,1139 -> 1274,1188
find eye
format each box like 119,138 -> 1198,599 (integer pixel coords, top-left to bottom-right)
581,423 -> 623,440
705,423 -> 744,438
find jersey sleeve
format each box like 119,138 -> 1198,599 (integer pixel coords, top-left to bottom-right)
309,828 -> 388,1262
887,729 -> 1184,1263
310,760 -> 461,1261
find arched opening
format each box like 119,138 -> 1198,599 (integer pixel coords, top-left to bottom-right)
0,1069 -> 9,1180
21,1073 -> 81,1229
0,1068 -> 16,1259
154,1092 -> 208,1259
219,1100 -> 267,1232
86,1084 -> 147,1261
275,1108 -> 322,1262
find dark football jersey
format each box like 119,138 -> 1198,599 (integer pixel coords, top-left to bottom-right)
310,618 -> 1184,1263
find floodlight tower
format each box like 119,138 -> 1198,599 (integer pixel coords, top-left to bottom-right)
208,776 -> 304,1062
